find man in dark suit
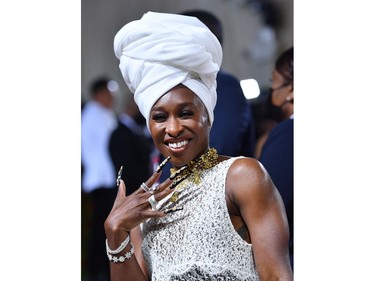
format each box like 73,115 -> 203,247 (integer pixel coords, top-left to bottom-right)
109,96 -> 153,195
211,69 -> 255,157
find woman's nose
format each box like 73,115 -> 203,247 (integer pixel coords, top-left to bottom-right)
165,117 -> 183,138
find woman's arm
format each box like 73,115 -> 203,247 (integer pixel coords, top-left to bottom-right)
227,157 -> 293,280
104,167 -> 178,281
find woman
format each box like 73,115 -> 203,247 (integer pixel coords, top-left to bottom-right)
259,46 -> 294,268
105,12 -> 292,281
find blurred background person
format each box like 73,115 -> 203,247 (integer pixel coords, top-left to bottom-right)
182,9 -> 256,158
258,46 -> 294,269
252,88 -> 283,159
81,76 -> 118,281
109,94 -> 154,196
81,77 -> 118,193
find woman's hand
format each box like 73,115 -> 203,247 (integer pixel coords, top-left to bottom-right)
104,161 -> 186,239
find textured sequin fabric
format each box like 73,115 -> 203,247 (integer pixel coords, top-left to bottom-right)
142,157 -> 260,281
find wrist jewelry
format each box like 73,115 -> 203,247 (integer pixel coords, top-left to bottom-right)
105,234 -> 130,255
107,242 -> 135,263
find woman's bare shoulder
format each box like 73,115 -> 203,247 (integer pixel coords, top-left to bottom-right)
224,156 -> 274,201
223,156 -> 268,180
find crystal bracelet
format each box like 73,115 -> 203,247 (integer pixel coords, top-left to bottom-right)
105,234 -> 130,255
107,242 -> 135,263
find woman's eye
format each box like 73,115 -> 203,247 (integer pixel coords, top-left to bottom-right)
180,110 -> 194,118
152,113 -> 167,122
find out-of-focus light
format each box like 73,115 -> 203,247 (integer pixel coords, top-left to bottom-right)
240,78 -> 260,100
108,80 -> 119,92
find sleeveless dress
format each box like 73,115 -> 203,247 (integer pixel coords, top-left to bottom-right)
141,157 -> 260,280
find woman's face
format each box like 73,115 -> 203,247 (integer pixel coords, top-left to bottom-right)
149,85 -> 210,167
270,69 -> 292,107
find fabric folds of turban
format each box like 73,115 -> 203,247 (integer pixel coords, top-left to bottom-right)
113,11 -> 223,128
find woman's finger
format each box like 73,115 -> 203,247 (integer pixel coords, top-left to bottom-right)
154,174 -> 188,201
134,174 -> 160,194
138,173 -> 189,213
114,179 -> 126,199
111,180 -> 127,210
152,166 -> 188,193
135,156 -> 173,194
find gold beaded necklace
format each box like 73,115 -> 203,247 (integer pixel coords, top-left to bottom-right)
169,147 -> 219,202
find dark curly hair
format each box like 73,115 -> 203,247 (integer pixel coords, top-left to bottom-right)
275,47 -> 293,90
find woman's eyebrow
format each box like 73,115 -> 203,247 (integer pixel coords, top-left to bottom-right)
151,102 -> 195,112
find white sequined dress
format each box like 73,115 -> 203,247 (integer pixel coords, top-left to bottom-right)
141,157 -> 260,280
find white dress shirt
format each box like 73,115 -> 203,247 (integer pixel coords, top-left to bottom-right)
81,100 -> 117,192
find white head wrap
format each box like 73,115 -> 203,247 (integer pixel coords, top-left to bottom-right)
114,11 -> 223,129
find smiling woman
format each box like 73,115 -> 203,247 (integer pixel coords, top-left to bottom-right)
104,11 -> 293,281
149,86 -> 210,167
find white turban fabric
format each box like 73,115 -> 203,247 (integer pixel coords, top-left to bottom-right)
113,11 -> 223,129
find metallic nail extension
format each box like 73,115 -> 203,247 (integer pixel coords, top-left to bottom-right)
164,206 -> 183,214
169,166 -> 188,180
155,156 -> 171,173
116,166 -> 123,187
170,174 -> 189,189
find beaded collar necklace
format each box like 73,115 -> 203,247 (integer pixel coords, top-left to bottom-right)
169,147 -> 219,202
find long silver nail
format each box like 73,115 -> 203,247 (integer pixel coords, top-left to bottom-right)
155,156 -> 171,173
170,174 -> 189,189
169,166 -> 188,180
164,206 -> 183,214
116,166 -> 123,187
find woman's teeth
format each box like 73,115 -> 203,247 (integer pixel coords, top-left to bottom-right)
169,140 -> 188,149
